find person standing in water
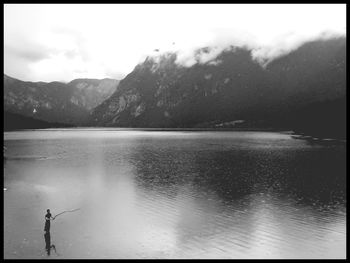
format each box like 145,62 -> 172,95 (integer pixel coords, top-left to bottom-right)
44,209 -> 54,232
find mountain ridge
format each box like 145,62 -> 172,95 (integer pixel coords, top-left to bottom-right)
89,37 -> 346,138
4,74 -> 120,125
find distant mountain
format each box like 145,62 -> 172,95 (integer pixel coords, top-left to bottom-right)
89,37 -> 346,138
4,75 -> 119,125
68,78 -> 120,111
4,111 -> 73,131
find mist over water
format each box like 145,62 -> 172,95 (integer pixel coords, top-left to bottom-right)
4,129 -> 346,259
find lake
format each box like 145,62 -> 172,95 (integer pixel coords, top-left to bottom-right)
3,129 -> 346,259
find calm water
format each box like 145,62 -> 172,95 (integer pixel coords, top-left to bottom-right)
3,129 -> 346,259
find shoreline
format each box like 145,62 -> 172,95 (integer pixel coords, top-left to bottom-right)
4,127 -> 346,141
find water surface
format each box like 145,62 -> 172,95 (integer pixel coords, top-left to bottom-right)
4,129 -> 346,259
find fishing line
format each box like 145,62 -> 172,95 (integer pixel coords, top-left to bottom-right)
53,208 -> 80,219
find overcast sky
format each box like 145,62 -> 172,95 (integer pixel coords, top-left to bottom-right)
4,4 -> 346,82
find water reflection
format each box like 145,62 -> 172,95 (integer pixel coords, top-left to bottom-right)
44,231 -> 58,256
130,136 -> 345,207
127,132 -> 346,258
4,130 -> 346,259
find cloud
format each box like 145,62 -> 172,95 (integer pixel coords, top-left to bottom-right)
250,30 -> 346,67
4,38 -> 59,64
174,46 -> 229,67
64,49 -> 80,60
141,4 -> 346,68
4,40 -> 60,81
149,28 -> 345,69
4,4 -> 346,82
6,45 -> 48,62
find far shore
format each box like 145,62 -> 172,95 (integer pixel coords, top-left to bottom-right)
4,126 -> 346,142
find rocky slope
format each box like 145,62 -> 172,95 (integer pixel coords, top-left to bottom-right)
90,37 -> 346,137
4,75 -> 119,125
68,78 -> 119,111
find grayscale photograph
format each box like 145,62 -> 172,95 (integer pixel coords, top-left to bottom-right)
3,3 -> 346,259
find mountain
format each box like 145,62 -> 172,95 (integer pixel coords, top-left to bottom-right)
4,75 -> 119,125
89,37 -> 346,138
67,78 -> 120,111
4,111 -> 73,131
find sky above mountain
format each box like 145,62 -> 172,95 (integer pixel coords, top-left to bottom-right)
4,4 -> 346,82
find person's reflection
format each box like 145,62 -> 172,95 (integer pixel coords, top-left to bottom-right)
44,231 -> 57,256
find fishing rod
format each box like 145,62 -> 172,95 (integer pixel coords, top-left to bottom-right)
53,208 -> 80,220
